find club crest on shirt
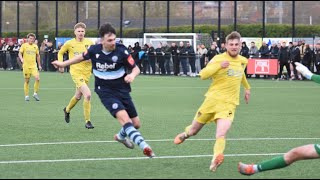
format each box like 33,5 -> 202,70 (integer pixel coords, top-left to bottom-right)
124,50 -> 129,55
96,54 -> 100,59
112,103 -> 119,109
112,56 -> 118,62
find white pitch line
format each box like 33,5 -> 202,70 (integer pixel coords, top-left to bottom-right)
0,137 -> 318,147
0,86 -> 318,90
0,153 -> 285,164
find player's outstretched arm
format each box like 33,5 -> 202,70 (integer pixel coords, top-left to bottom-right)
52,54 -> 84,68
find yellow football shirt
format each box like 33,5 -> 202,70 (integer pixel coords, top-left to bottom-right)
199,52 -> 251,105
58,38 -> 94,74
19,43 -> 39,69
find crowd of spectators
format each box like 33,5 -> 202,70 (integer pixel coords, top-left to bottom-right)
0,38 -> 318,81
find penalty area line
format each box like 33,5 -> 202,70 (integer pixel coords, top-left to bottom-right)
0,153 -> 285,164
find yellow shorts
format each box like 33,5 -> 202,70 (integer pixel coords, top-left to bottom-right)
194,98 -> 236,124
71,72 -> 91,88
23,68 -> 39,79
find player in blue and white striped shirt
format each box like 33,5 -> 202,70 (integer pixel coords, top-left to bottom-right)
52,23 -> 155,158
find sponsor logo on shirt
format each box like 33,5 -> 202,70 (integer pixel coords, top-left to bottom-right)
96,62 -> 116,71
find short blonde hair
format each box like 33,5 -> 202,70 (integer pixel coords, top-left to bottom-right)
225,31 -> 241,42
27,33 -> 36,39
74,22 -> 86,30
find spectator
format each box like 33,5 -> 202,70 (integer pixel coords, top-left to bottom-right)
248,41 -> 259,58
277,41 -> 291,80
177,41 -> 188,76
219,42 -> 227,54
169,42 -> 178,76
6,41 -> 16,70
270,43 -> 279,59
259,41 -> 270,79
290,42 -> 302,80
0,39 -> 7,70
198,44 -> 207,70
155,43 -> 166,75
142,44 -> 150,75
206,43 -> 219,63
301,44 -> 313,74
186,42 -> 196,77
132,42 -> 142,71
147,43 -> 156,75
240,42 -> 250,78
163,42 -> 172,75
313,43 -> 320,74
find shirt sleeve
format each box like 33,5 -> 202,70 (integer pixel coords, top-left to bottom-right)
123,47 -> 136,70
199,60 -> 221,80
241,74 -> 251,90
58,42 -> 69,62
19,44 -> 24,54
82,45 -> 94,60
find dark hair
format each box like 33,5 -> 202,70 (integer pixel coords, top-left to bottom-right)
99,23 -> 116,37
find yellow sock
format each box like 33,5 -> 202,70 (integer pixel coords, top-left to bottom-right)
66,96 -> 80,113
83,99 -> 91,123
184,125 -> 192,136
24,82 -> 29,96
213,137 -> 226,158
34,80 -> 40,94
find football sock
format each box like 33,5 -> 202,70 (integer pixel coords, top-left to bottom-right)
24,82 -> 29,96
34,80 -> 40,94
257,156 -> 288,172
66,96 -> 80,113
123,122 -> 148,150
117,127 -> 127,140
311,74 -> 320,84
83,99 -> 91,123
213,137 -> 226,158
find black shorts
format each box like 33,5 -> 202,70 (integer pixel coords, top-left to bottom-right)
95,89 -> 138,118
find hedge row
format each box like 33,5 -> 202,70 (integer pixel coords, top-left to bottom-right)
3,24 -> 320,43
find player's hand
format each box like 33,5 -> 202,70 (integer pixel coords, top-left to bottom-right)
295,62 -> 313,80
38,66 -> 42,71
52,60 -> 64,68
124,74 -> 135,83
244,89 -> 250,104
20,59 -> 24,64
221,61 -> 230,68
58,67 -> 64,73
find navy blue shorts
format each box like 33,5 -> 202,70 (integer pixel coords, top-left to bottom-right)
95,89 -> 138,118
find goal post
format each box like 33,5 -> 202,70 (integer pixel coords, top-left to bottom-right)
143,33 -> 198,52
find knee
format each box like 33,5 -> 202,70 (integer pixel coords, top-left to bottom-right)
284,148 -> 301,164
84,94 -> 91,101
75,95 -> 82,100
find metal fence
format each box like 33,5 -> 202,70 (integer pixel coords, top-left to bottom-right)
1,1 -> 320,39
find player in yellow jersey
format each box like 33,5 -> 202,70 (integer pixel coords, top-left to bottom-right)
18,33 -> 42,101
174,31 -> 251,172
57,22 -> 94,129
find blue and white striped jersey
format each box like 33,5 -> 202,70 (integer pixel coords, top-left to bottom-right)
82,43 -> 136,92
